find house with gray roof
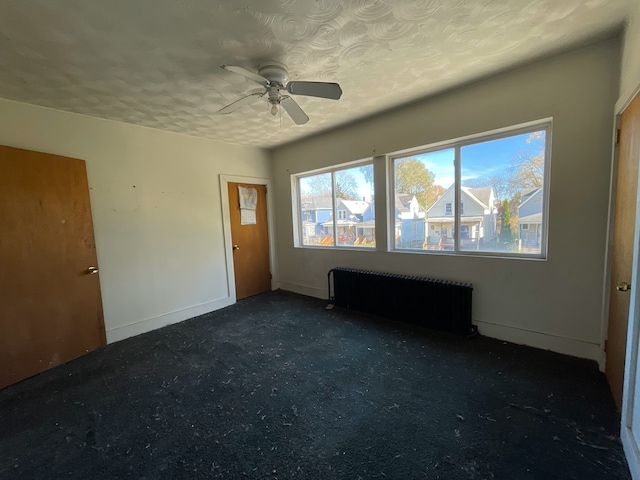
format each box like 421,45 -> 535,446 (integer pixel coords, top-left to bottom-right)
426,185 -> 496,249
300,196 -> 333,244
321,199 -> 371,245
518,187 -> 543,248
394,193 -> 426,248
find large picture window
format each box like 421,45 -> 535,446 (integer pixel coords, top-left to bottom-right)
391,122 -> 550,257
296,162 -> 374,248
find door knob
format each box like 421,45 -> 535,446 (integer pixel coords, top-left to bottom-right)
233,244 -> 240,251
617,282 -> 631,292
87,266 -> 99,275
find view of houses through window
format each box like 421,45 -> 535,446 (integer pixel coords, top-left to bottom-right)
298,164 -> 374,248
393,148 -> 453,249
295,123 -> 549,258
392,126 -> 548,255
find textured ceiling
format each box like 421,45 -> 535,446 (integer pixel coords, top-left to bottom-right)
0,0 -> 633,148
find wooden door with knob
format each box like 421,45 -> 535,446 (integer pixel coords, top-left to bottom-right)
0,146 -> 105,389
227,182 -> 271,300
606,91 -> 640,409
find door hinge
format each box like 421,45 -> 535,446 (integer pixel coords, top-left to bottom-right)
604,339 -> 608,353
270,273 -> 272,279
615,129 -> 621,145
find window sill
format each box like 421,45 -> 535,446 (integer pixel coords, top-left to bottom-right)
294,245 -> 377,252
390,248 -> 547,261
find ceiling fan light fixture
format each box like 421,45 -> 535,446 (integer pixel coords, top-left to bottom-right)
270,102 -> 278,116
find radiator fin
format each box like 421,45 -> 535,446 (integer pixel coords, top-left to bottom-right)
329,267 -> 474,336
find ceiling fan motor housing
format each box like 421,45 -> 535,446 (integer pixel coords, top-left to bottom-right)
258,61 -> 289,87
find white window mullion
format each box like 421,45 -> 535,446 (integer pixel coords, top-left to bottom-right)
296,178 -> 304,245
331,171 -> 337,247
540,125 -> 552,258
454,146 -> 461,253
373,155 -> 388,252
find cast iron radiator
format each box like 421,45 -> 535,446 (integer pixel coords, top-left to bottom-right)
328,267 -> 475,336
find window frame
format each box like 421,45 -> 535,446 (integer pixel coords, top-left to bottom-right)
388,120 -> 552,259
292,158 -> 375,250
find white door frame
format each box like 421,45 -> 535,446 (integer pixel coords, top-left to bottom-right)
618,81 -> 640,480
219,175 -> 278,302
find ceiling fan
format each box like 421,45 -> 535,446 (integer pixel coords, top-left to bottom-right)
218,62 -> 342,125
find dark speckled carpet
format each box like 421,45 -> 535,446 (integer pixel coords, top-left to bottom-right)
0,290 -> 630,479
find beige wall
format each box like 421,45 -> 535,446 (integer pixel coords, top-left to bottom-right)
620,2 -> 640,105
271,39 -> 621,361
0,99 -> 272,342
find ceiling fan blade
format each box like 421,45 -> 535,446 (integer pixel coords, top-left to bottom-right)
280,96 -> 309,125
218,92 -> 264,114
286,81 -> 342,100
221,65 -> 270,87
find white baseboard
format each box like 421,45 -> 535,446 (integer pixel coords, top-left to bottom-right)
279,281 -> 601,362
105,296 -> 235,344
475,320 -> 601,362
278,281 -> 327,300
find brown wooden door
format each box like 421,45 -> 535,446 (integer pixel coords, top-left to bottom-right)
0,146 -> 105,389
228,182 -> 271,300
606,92 -> 640,409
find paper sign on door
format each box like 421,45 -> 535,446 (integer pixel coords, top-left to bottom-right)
238,186 -> 257,225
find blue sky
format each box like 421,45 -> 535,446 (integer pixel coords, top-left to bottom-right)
352,167 -> 373,201
404,131 -> 545,189
300,130 -> 544,203
299,168 -> 374,202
